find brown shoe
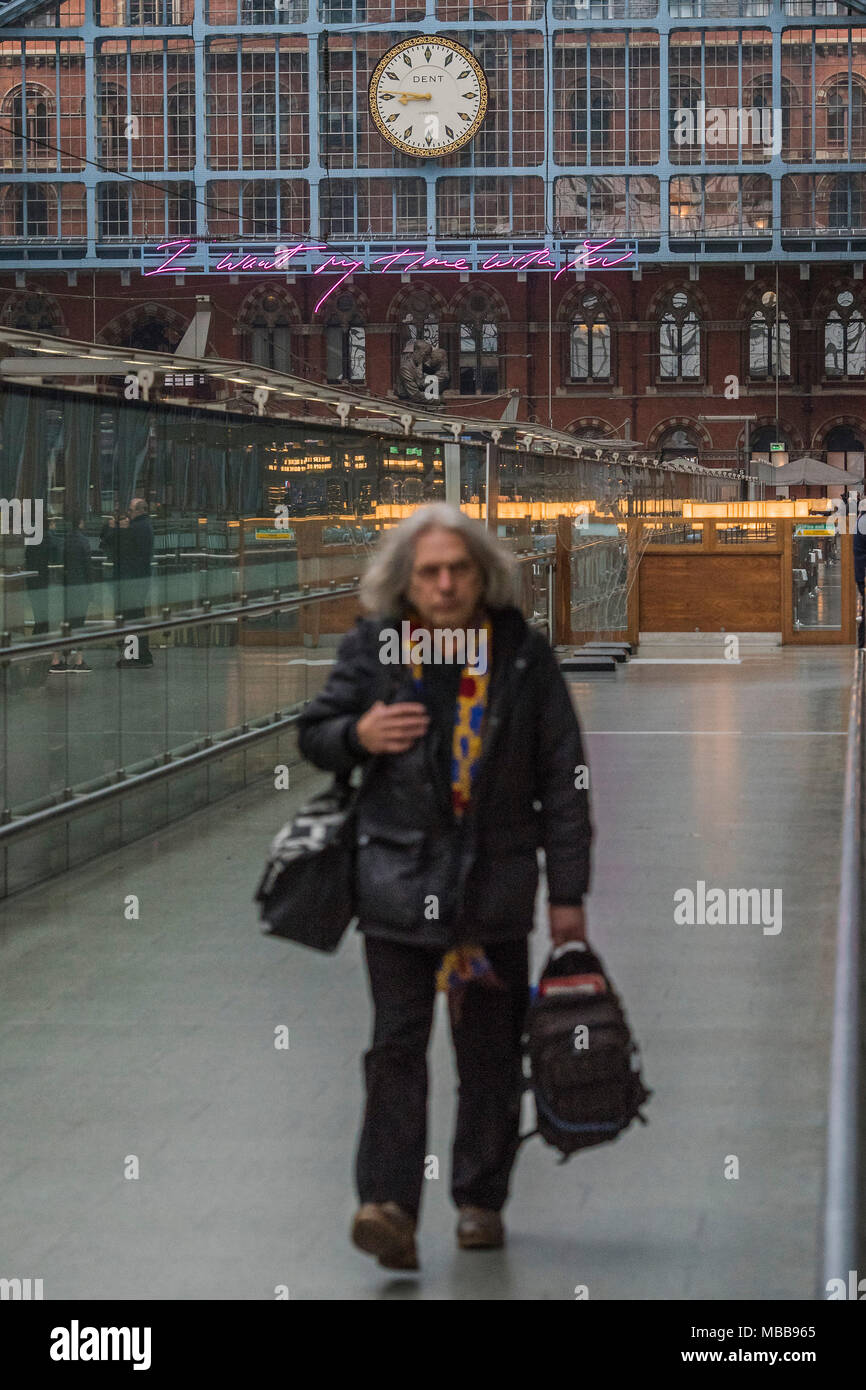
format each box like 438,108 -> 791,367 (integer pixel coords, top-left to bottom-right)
351,1202 -> 419,1271
456,1206 -> 505,1250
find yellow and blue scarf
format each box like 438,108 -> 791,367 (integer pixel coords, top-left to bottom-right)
403,608 -> 503,1018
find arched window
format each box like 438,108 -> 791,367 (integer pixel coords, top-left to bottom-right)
325,292 -> 366,384
669,176 -> 701,231
569,293 -> 611,383
168,83 -> 195,168
321,48 -> 355,156
457,292 -> 500,395
320,180 -> 356,239
168,183 -> 196,237
473,32 -> 508,165
244,0 -> 303,17
96,82 -> 126,163
749,76 -> 790,158
658,426 -> 700,465
748,294 -> 791,379
826,78 -> 865,150
127,0 -> 161,21
571,80 -> 613,159
824,175 -> 864,230
750,425 -> 790,454
658,290 -> 701,381
398,290 -> 439,348
824,289 -> 866,379
669,76 -> 700,163
240,289 -> 294,373
12,184 -> 50,236
98,184 -> 131,238
824,424 -> 865,476
125,317 -> 175,353
242,180 -> 278,236
0,290 -> 61,332
243,84 -> 292,165
8,83 -> 53,167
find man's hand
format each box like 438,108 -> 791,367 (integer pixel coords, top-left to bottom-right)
549,903 -> 587,948
106,516 -> 116,529
355,700 -> 430,755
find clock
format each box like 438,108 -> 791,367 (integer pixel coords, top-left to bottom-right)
369,37 -> 488,158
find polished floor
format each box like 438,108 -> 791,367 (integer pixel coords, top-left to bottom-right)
0,646 -> 852,1299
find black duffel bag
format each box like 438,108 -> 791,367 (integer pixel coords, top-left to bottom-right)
254,766 -> 375,952
522,942 -> 651,1160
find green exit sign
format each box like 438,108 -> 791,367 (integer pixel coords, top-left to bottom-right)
769,442 -> 785,452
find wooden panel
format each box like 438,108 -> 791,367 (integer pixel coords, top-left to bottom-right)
639,555 -> 781,632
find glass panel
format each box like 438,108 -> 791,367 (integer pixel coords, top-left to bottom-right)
592,323 -> 611,378
326,326 -> 344,382
659,317 -> 679,378
571,324 -> 589,380
791,525 -> 842,630
847,313 -> 866,376
681,314 -> 701,378
825,312 -> 845,376
348,327 -> 366,383
570,528 -> 629,635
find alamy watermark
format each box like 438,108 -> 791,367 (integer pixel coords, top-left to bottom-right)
672,103 -> 783,157
826,1269 -> 866,1299
0,1276 -> 43,1299
674,880 -> 782,935
49,1321 -> 151,1371
0,497 -> 43,545
379,621 -> 489,673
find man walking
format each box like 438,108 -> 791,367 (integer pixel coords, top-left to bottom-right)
297,504 -> 592,1271
100,497 -> 155,667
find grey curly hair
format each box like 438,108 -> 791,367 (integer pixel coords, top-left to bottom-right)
359,504 -> 518,617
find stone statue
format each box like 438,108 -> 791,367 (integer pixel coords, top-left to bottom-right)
397,338 -> 450,405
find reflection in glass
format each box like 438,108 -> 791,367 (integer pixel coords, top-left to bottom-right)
791,530 -> 841,629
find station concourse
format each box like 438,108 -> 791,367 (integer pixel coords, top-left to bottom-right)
0,645 -> 847,1300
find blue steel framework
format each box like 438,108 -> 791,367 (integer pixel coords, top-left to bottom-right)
0,0 -> 865,268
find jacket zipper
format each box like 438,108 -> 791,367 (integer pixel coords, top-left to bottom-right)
450,629 -> 540,926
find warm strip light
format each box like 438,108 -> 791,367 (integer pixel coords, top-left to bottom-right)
684,500 -> 818,519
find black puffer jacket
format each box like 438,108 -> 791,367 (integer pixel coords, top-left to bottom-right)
296,604 -> 593,948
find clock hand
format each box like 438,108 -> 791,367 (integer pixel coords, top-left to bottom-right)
396,92 -> 433,104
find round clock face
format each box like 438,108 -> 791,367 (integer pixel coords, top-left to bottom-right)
369,37 -> 488,158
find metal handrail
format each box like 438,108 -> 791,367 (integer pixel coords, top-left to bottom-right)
0,579 -> 362,662
820,648 -> 866,1295
0,549 -> 548,840
0,713 -> 306,844
0,551 -> 545,662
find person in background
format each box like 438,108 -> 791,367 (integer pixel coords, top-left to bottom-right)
24,521 -> 52,638
49,511 -> 93,674
854,499 -> 866,649
100,498 -> 155,668
297,504 -> 593,1274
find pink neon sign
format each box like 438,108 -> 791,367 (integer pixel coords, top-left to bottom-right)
143,238 -> 638,313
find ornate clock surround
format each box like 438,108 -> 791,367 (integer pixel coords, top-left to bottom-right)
368,37 -> 489,159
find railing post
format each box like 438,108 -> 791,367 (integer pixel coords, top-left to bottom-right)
821,649 -> 866,1295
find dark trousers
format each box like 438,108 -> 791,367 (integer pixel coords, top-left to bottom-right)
124,606 -> 151,660
356,934 -> 530,1220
